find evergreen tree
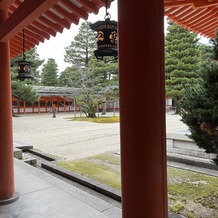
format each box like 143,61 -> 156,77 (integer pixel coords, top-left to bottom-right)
59,66 -> 81,87
62,21 -> 119,117
165,21 -> 202,111
70,68 -> 105,118
41,58 -> 59,86
180,32 -> 218,164
87,58 -> 118,87
11,80 -> 39,103
64,21 -> 96,67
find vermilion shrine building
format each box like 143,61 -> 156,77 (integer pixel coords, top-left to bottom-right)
12,86 -> 119,114
12,86 -> 78,114
1,1 -> 218,217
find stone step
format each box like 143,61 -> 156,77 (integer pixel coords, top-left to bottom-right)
14,147 -> 22,160
23,157 -> 37,166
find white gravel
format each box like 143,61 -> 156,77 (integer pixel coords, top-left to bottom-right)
13,112 -> 187,161
13,112 -> 120,161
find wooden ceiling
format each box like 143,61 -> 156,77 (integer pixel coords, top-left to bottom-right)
1,0 -> 218,59
0,0 -> 112,59
165,0 -> 218,39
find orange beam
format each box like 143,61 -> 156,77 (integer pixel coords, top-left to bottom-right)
182,9 -> 212,24
26,25 -> 50,40
45,10 -> 71,29
192,0 -> 218,8
60,0 -> 88,20
32,19 -> 56,37
165,0 -> 192,8
37,16 -> 63,33
52,4 -> 79,25
0,0 -> 15,10
78,0 -> 99,14
165,0 -> 218,9
0,0 -> 59,42
165,6 -> 193,20
24,28 -> 44,43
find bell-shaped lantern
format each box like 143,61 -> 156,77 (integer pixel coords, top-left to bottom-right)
13,29 -> 34,80
90,1 -> 118,60
14,58 -> 33,80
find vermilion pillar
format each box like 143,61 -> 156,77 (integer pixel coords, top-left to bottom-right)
118,1 -> 168,217
0,9 -> 19,204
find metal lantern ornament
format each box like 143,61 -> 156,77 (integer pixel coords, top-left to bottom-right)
90,0 -> 118,60
13,29 -> 33,80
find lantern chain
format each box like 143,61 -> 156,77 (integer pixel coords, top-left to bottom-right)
105,0 -> 111,20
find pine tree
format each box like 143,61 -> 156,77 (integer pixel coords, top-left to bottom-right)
180,32 -> 218,164
165,21 -> 202,111
59,66 -> 80,87
64,21 -> 96,67
41,58 -> 59,86
87,58 -> 118,87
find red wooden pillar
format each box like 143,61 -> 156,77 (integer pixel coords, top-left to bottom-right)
64,101 -> 66,112
0,10 -> 19,204
38,101 -> 40,113
24,101 -> 26,114
118,1 -> 168,217
18,101 -> 20,114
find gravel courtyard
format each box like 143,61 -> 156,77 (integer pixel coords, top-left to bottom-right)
13,112 -> 187,161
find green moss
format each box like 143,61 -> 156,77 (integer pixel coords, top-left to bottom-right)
170,203 -> 184,213
57,158 -> 121,190
168,167 -> 218,201
186,212 -> 195,218
92,152 -> 120,165
56,153 -> 218,218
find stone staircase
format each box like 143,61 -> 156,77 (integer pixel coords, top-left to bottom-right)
14,144 -> 37,166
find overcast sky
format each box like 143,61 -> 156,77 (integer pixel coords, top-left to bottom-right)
36,1 -> 118,73
37,1 -> 209,73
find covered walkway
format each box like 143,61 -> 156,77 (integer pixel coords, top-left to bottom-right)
0,159 -> 122,218
1,1 -> 218,217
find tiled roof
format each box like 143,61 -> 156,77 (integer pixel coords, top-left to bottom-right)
32,85 -> 80,96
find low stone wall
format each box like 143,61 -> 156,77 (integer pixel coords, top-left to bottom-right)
167,132 -> 217,160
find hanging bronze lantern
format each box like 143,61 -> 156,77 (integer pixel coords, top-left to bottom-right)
13,29 -> 34,80
90,1 -> 118,60
14,58 -> 33,80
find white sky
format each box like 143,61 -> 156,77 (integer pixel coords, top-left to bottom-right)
36,1 -> 118,73
37,1 -> 209,73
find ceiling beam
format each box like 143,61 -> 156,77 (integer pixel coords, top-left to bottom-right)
165,0 -> 218,8
0,0 -> 59,42
165,0 -> 192,8
0,0 -> 15,10
192,0 -> 218,8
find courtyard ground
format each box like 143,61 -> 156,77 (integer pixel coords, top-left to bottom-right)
13,112 -> 187,161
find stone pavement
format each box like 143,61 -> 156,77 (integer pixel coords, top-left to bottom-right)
0,158 -> 121,218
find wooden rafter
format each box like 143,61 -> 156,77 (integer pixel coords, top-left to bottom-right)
0,0 -> 59,42
0,0 -> 15,10
165,0 -> 192,8
192,0 -> 218,8
165,0 -> 218,8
